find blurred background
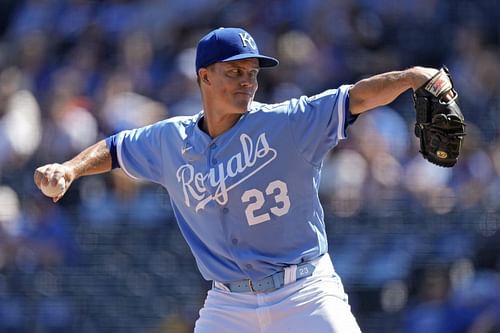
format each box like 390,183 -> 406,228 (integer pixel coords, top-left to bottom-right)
0,0 -> 499,332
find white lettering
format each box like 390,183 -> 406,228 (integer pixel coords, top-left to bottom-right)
255,133 -> 271,158
239,33 -> 257,49
176,165 -> 202,207
241,134 -> 256,167
194,172 -> 207,193
227,153 -> 243,177
176,132 -> 277,211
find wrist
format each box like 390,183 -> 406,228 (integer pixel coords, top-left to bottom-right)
406,66 -> 440,91
62,161 -> 78,181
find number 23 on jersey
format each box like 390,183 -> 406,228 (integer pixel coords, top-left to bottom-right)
241,180 -> 291,226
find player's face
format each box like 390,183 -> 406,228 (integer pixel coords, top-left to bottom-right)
207,59 -> 260,113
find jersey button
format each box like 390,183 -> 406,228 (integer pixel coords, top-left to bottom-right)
245,264 -> 253,269
222,207 -> 229,214
211,143 -> 217,149
211,158 -> 218,164
231,238 -> 238,245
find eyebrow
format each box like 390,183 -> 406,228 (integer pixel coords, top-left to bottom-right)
224,62 -> 260,70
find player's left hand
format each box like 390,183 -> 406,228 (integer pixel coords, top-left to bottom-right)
413,66 -> 466,167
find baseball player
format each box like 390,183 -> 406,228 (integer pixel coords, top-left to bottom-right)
34,27 -> 456,332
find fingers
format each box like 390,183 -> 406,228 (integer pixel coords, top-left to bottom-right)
35,164 -> 59,186
444,89 -> 457,102
53,190 -> 66,203
34,166 -> 49,189
33,163 -> 71,201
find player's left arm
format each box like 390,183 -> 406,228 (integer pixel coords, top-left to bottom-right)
348,66 -> 453,115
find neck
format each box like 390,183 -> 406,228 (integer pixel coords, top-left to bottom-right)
201,110 -> 243,138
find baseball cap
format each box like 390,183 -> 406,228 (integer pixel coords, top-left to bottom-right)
195,27 -> 279,74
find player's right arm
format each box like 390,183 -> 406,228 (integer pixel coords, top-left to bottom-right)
348,66 -> 442,115
34,139 -> 112,202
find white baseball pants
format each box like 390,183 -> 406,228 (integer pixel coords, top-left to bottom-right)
194,254 -> 362,333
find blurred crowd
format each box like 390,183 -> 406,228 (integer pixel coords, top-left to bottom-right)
0,0 -> 499,332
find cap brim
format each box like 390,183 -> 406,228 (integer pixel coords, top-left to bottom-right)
222,53 -> 279,68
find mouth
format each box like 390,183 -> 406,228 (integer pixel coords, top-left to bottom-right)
235,91 -> 253,97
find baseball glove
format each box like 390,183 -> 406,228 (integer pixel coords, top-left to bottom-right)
413,66 -> 465,167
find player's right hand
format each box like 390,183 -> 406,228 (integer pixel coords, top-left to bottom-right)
34,163 -> 74,203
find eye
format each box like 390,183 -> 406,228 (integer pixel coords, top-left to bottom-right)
249,70 -> 259,79
227,68 -> 240,76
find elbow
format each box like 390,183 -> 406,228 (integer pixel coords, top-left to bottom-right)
348,84 -> 373,115
349,94 -> 369,115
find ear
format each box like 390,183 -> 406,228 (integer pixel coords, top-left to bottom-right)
198,68 -> 210,85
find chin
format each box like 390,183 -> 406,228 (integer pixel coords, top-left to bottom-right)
233,100 -> 252,113
234,107 -> 248,114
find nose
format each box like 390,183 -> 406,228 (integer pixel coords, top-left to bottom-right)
240,74 -> 256,87
240,80 -> 251,87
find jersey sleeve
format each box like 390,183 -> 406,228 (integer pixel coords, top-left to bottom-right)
113,122 -> 166,183
288,84 -> 357,165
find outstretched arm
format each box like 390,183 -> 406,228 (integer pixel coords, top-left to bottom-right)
34,139 -> 112,202
348,66 -> 445,115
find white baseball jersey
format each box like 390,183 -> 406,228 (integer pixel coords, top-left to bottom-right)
108,84 -> 355,284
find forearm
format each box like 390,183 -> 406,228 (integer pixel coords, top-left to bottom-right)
349,67 -> 438,115
34,139 -> 113,202
63,139 -> 112,180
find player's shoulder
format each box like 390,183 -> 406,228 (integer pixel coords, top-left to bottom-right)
246,87 -> 350,118
147,113 -> 200,130
305,87 -> 348,102
247,92 -> 321,115
248,100 -> 292,115
123,113 -> 200,140
165,114 -> 199,125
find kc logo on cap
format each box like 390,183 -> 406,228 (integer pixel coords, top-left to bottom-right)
195,27 -> 279,74
239,33 -> 257,50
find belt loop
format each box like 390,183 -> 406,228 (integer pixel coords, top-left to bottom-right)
283,264 -> 297,285
248,279 -> 256,292
213,281 -> 231,292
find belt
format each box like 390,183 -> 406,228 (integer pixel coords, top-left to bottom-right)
224,262 -> 316,293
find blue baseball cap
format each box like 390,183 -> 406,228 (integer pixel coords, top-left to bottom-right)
195,27 -> 279,74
